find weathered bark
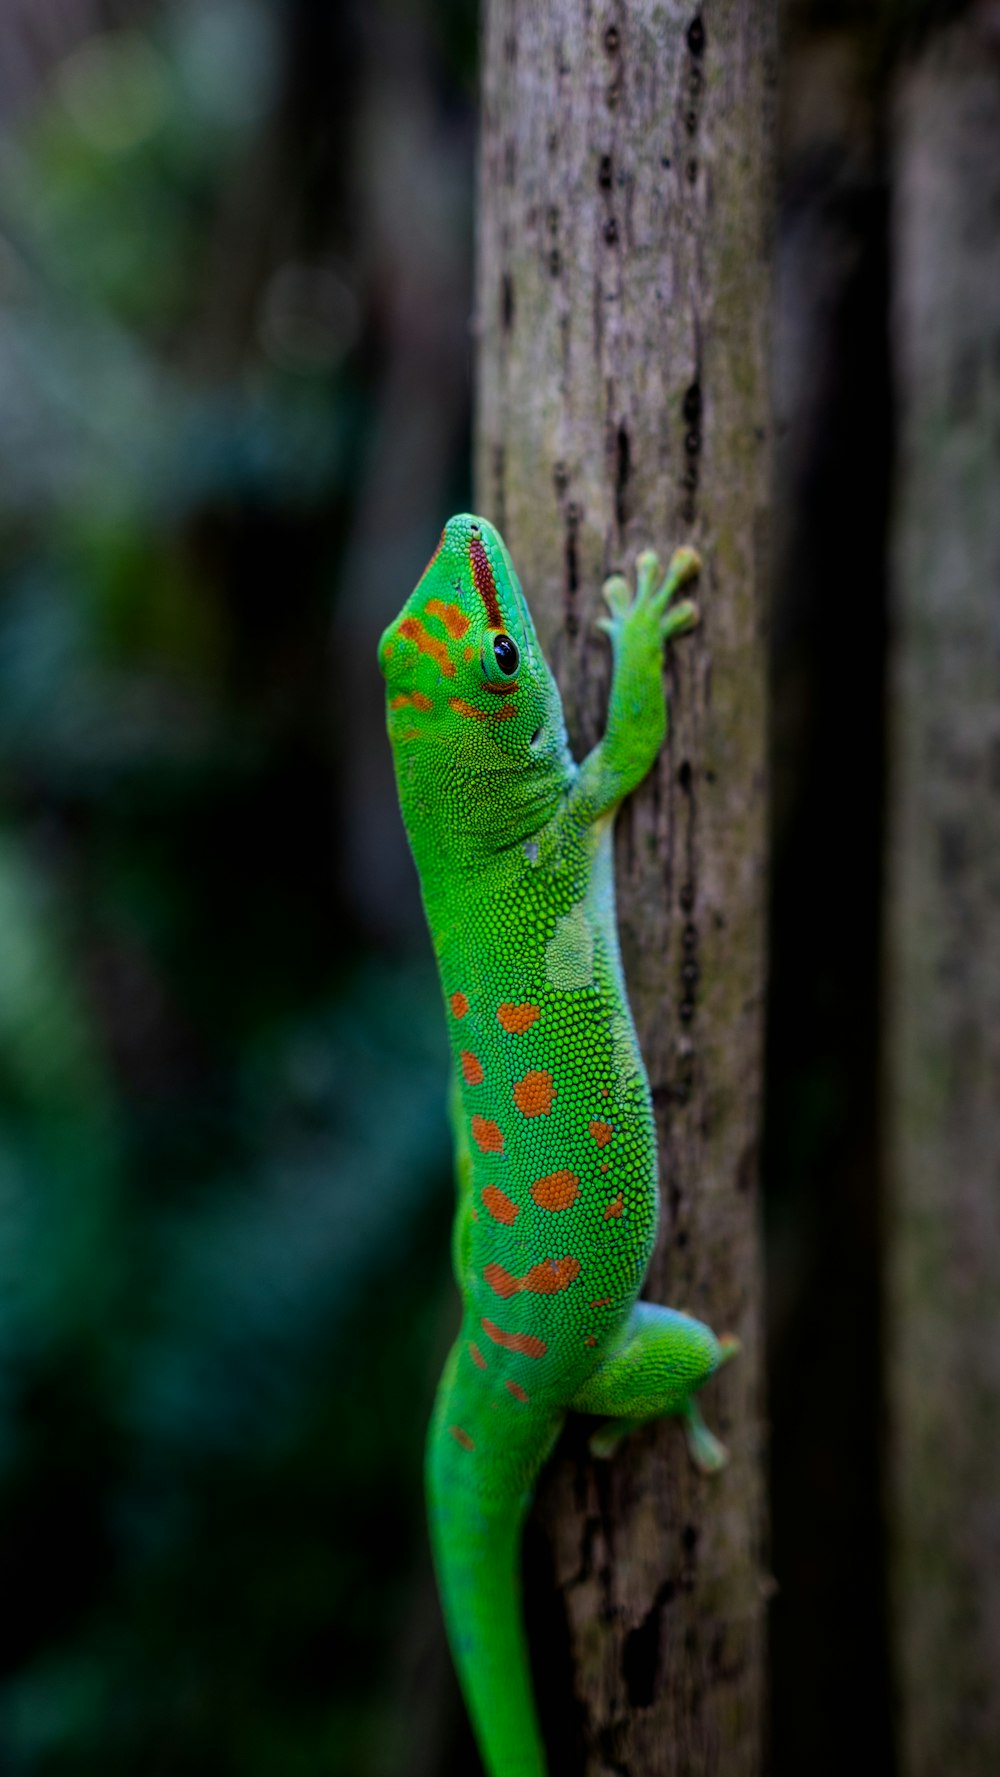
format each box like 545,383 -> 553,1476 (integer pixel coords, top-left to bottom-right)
475,5 -> 774,1772
887,18 -> 1000,1777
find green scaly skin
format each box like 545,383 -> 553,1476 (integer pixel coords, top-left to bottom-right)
378,514 -> 736,1777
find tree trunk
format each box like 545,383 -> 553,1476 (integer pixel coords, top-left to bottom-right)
886,17 -> 1000,1777
475,4 -> 774,1772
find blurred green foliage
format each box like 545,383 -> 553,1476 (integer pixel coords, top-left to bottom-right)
0,3 -> 470,1771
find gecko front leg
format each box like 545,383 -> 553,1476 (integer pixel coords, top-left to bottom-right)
569,544 -> 700,829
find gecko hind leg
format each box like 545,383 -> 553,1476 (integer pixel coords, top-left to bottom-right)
569,1302 -> 738,1474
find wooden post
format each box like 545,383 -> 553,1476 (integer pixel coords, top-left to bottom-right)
475,4 -> 774,1770
887,18 -> 1000,1775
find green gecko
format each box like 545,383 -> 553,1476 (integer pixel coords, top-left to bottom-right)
378,514 -> 736,1777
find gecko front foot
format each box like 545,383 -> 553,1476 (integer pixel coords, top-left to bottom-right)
598,544 -> 702,657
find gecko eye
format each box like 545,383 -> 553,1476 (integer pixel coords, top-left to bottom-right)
493,634 -> 519,675
481,630 -> 520,686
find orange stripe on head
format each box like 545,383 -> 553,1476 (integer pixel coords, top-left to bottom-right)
481,1318 -> 548,1359
398,616 -> 455,677
505,1379 -> 529,1403
426,597 -> 470,640
449,1425 -> 475,1451
469,1342 -> 488,1371
469,536 -> 503,628
448,696 -> 518,723
450,991 -> 469,1019
390,690 -> 433,712
604,1193 -> 625,1220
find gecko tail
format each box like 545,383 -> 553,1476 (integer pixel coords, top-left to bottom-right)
426,1343 -> 560,1777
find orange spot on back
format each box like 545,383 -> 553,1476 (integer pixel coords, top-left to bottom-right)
481,1318 -> 548,1359
528,1256 -> 580,1294
464,645 -> 475,661
590,1297 -> 611,1308
585,1335 -> 598,1346
514,1070 -> 555,1117
449,1425 -> 475,1451
530,1169 -> 580,1212
600,1162 -> 609,1174
483,1264 -> 518,1299
450,992 -> 469,1019
589,1120 -> 614,1147
469,1342 -> 487,1371
426,597 -> 470,639
399,616 -> 455,677
604,1194 -> 625,1220
472,1115 -> 504,1154
460,1050 -> 484,1085
484,1255 -> 581,1298
482,1185 -> 519,1225
497,1002 -> 541,1034
505,1380 -> 529,1403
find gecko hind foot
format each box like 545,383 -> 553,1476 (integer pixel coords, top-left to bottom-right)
682,1399 -> 729,1475
588,1416 -> 642,1461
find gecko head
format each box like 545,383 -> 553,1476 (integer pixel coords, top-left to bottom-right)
377,514 -> 565,774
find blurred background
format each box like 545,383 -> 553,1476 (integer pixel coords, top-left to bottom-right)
0,2 -> 993,1775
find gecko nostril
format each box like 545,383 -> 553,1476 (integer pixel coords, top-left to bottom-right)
530,727 -> 543,747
